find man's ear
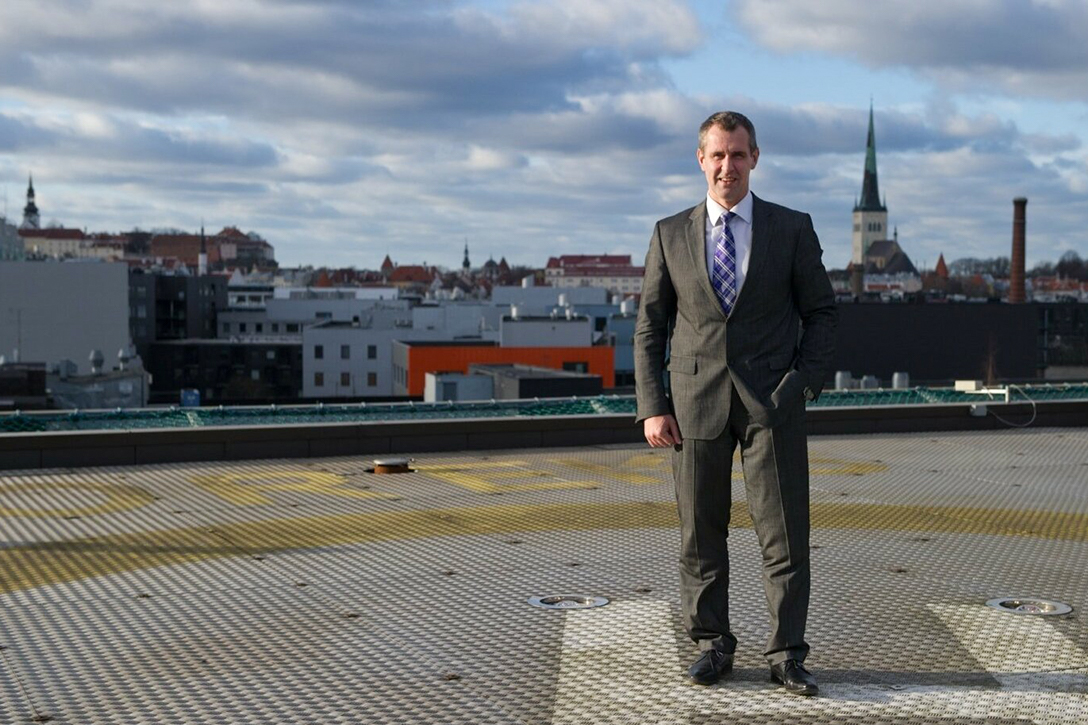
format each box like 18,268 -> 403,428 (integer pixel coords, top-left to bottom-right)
751,147 -> 760,169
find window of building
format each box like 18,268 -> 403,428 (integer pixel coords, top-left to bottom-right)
251,369 -> 260,381
340,372 -> 350,387
368,372 -> 377,387
316,311 -> 332,320
266,350 -> 275,360
239,322 -> 247,333
272,323 -> 280,333
341,345 -> 350,360
222,323 -> 231,334
563,361 -> 589,373
314,344 -> 324,359
256,323 -> 263,333
367,345 -> 377,359
286,323 -> 299,333
314,372 -> 324,386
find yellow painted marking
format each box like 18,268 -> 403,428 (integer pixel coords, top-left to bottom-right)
1,498 -> 1086,595
552,453 -> 886,485
417,461 -> 598,493
556,456 -> 664,485
809,457 -> 889,476
729,456 -> 887,481
0,480 -> 157,518
190,470 -> 396,506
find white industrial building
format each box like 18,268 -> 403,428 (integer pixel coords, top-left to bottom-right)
498,312 -> 592,347
491,284 -> 609,311
0,260 -> 131,375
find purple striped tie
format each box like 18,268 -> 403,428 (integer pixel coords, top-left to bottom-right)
712,211 -> 737,315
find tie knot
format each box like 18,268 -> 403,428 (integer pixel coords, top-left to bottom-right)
719,211 -> 735,226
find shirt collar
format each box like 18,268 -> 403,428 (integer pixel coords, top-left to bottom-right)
706,190 -> 753,226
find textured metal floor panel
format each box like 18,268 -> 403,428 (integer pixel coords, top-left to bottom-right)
2,428 -> 1087,724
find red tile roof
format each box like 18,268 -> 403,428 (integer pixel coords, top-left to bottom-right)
389,265 -> 435,283
17,228 -> 85,240
556,266 -> 644,277
546,254 -> 632,269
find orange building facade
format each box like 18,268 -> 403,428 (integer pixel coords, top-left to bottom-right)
393,342 -> 614,397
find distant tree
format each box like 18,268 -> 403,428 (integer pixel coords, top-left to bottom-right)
125,229 -> 152,255
948,258 -> 981,276
1029,261 -> 1054,277
986,256 -> 1011,277
1056,250 -> 1086,281
950,256 -> 1012,277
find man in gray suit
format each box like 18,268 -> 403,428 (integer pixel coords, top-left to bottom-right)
634,111 -> 837,696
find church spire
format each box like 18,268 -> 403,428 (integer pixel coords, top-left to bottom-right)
855,104 -> 886,213
198,224 -> 208,276
462,241 -> 471,271
21,174 -> 40,230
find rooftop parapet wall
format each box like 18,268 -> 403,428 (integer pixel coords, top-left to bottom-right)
2,389 -> 1086,470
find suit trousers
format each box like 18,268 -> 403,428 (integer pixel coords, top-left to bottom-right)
670,387 -> 811,665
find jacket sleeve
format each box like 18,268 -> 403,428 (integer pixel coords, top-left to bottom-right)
634,221 -> 676,422
791,213 -> 837,400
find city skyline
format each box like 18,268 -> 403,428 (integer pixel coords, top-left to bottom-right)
1,1 -> 1086,271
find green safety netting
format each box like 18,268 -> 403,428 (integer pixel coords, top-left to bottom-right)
2,385 -> 1086,434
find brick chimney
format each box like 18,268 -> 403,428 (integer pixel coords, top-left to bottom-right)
1009,197 -> 1027,304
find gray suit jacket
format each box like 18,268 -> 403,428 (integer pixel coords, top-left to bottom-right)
634,195 -> 837,439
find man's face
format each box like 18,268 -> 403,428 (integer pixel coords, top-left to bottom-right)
697,125 -> 759,209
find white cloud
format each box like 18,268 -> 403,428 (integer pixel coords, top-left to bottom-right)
0,1 -> 1084,269
735,0 -> 1088,101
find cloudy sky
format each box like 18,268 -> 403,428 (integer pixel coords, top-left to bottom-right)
1,0 -> 1086,271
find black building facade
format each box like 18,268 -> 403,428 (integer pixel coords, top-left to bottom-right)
130,271 -> 228,362
831,302 -> 1088,385
148,340 -> 302,405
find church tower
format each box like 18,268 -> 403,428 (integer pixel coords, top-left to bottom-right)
462,242 -> 471,275
851,105 -> 887,265
21,175 -> 40,230
198,225 -> 208,276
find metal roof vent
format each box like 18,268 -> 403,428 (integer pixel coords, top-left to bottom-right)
369,457 -> 413,474
985,597 -> 1071,616
528,594 -> 609,610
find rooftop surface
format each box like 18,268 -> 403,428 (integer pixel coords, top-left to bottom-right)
1,427 -> 1086,724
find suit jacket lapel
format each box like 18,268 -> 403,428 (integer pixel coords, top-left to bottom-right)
685,203 -> 728,319
731,194 -> 772,317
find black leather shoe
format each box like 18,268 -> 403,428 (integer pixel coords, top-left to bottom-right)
688,649 -> 733,685
769,659 -> 818,696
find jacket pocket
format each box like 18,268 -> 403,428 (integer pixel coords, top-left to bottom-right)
768,353 -> 793,370
667,355 -> 697,375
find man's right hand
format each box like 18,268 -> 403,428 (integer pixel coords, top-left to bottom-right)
644,414 -> 682,448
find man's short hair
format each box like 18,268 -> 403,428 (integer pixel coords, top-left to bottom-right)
699,111 -> 758,153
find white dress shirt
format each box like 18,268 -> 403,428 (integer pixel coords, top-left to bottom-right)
705,190 -> 753,299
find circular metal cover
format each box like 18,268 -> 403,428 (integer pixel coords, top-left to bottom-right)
528,594 -> 609,610
372,457 -> 411,467
986,597 -> 1072,616
371,457 -> 413,474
